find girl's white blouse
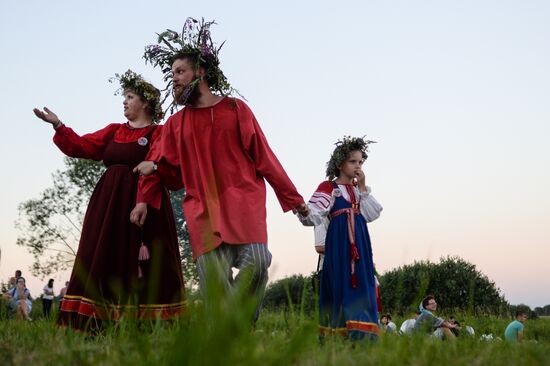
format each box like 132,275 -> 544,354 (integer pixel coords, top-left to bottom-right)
300,184 -> 382,246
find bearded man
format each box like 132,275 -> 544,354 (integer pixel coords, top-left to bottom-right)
131,19 -> 308,321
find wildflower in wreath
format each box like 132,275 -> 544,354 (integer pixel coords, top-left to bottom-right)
132,17 -> 309,325
143,17 -> 241,112
326,136 -> 376,181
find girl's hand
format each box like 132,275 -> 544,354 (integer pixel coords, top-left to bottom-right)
355,169 -> 367,192
33,107 -> 62,127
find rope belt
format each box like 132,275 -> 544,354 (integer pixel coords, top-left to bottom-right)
330,206 -> 360,288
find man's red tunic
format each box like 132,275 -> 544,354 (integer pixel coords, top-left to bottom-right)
137,98 -> 304,259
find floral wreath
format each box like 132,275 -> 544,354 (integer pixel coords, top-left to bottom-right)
326,136 -> 376,180
143,17 -> 240,111
110,70 -> 164,123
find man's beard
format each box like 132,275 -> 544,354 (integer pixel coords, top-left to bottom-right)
174,78 -> 201,106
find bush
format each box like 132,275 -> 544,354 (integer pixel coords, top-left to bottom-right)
379,256 -> 508,315
263,274 -> 317,316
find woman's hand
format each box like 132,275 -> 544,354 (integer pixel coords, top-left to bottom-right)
130,203 -> 148,226
33,107 -> 62,127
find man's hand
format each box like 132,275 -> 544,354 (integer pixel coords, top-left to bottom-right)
133,161 -> 156,176
315,245 -> 325,254
294,203 -> 309,216
130,203 -> 148,226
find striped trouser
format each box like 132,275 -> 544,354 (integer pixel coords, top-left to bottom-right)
196,243 -> 272,320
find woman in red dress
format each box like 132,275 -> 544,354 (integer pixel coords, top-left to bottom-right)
33,70 -> 185,331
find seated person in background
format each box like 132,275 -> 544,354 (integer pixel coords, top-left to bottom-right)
448,315 -> 476,337
400,311 -> 419,335
448,315 -> 462,337
504,310 -> 527,343
3,277 -> 33,320
380,313 -> 397,333
414,295 -> 457,340
464,325 -> 475,336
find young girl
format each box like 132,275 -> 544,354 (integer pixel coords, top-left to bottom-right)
300,136 -> 382,340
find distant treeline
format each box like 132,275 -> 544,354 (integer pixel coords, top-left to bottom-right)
263,256 -> 540,318
534,305 -> 550,317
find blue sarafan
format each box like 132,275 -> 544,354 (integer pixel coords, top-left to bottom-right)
319,181 -> 381,340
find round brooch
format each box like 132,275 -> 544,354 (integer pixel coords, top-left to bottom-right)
137,137 -> 149,146
333,188 -> 342,197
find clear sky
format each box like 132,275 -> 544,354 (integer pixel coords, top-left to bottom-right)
1,0 -> 549,308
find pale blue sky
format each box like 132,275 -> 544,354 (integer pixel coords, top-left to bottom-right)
1,0 -> 549,307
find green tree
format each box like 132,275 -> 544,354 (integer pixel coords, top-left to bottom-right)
16,157 -> 197,286
534,305 -> 550,317
169,189 -> 198,287
379,256 -> 509,315
510,303 -> 538,319
16,157 -> 105,277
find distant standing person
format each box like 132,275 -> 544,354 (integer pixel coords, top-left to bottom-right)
58,281 -> 69,310
8,270 -> 22,289
42,279 -> 55,317
504,310 -> 527,343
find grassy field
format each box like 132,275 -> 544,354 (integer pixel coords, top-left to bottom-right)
1,296 -> 550,366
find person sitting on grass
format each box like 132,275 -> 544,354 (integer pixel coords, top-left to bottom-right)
414,295 -> 457,340
504,309 -> 527,343
400,311 -> 419,335
3,277 -> 33,320
380,313 -> 397,333
448,315 -> 476,337
448,315 -> 462,337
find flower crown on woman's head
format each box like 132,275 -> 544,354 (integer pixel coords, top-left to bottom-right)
326,136 -> 376,180
143,17 -> 240,112
110,70 -> 164,123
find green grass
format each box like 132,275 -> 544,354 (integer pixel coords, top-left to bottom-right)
1,299 -> 550,366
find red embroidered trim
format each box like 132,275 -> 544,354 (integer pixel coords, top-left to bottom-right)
60,296 -> 186,320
